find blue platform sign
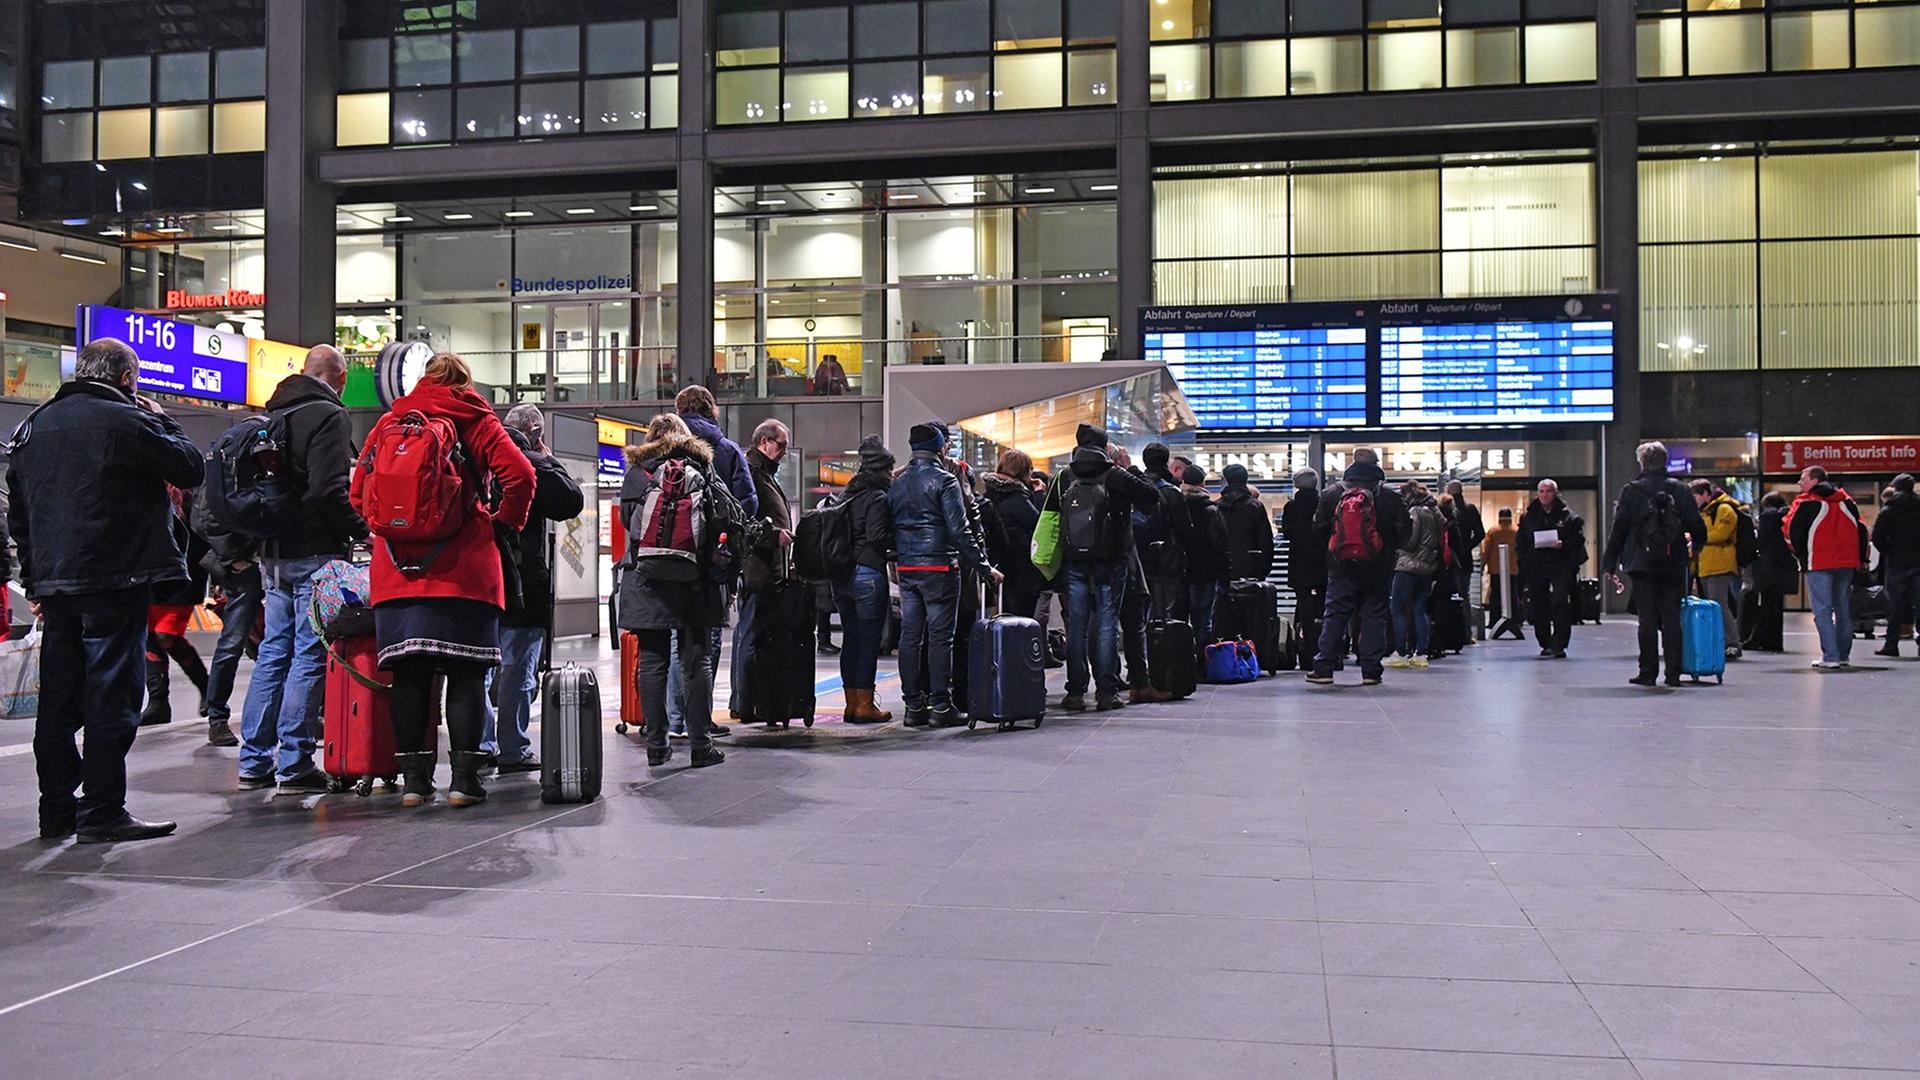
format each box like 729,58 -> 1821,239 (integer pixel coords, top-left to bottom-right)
76,304 -> 250,406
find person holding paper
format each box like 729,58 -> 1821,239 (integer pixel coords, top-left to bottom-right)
1517,478 -> 1587,659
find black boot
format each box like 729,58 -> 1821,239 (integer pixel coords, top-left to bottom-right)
447,751 -> 488,807
396,751 -> 437,807
206,719 -> 239,747
140,658 -> 171,727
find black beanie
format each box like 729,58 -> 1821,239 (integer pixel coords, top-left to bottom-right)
909,423 -> 942,451
1075,423 -> 1108,449
1143,444 -> 1170,470
1181,464 -> 1205,486
859,433 -> 895,472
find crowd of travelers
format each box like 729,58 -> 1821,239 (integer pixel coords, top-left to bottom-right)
11,344 -> 1920,844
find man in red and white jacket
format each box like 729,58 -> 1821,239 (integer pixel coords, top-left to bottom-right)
1787,465 -> 1870,669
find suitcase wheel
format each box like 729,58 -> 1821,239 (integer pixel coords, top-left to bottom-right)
802,715 -> 814,729
355,777 -> 375,797
967,718 -> 977,731
614,722 -> 628,735
998,721 -> 1014,732
382,777 -> 399,792
327,776 -> 350,794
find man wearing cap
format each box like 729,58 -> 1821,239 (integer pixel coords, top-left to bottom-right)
886,422 -> 1000,728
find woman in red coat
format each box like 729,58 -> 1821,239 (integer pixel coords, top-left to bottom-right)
351,353 -> 534,807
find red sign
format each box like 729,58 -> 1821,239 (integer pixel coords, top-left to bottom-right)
166,288 -> 264,310
1764,437 -> 1920,474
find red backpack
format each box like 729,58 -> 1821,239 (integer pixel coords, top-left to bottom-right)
1328,483 -> 1385,564
629,457 -> 710,582
359,411 -> 471,552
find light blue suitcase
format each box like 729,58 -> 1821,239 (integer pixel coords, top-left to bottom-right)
1681,595 -> 1726,684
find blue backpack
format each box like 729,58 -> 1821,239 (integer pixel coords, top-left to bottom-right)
203,401 -> 323,540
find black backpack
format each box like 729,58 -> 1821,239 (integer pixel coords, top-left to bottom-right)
203,400 -> 324,540
1062,474 -> 1115,559
795,494 -> 858,582
1733,504 -> 1759,569
1634,482 -> 1686,564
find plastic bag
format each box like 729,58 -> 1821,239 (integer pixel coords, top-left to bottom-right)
0,626 -> 43,719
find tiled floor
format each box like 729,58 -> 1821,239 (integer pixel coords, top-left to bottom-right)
3,620 -> 1920,1078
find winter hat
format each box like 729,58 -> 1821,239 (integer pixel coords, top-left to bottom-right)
909,423 -> 944,452
1223,463 -> 1249,487
859,434 -> 895,472
1143,444 -> 1170,471
1182,464 -> 1206,486
1075,423 -> 1108,449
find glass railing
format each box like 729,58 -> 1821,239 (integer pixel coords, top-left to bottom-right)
1,340 -> 70,402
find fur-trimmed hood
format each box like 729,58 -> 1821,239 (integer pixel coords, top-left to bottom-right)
626,431 -> 714,467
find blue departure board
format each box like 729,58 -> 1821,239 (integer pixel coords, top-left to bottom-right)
1143,303 -> 1371,430
75,304 -> 251,406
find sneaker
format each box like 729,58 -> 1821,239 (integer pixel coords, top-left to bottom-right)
206,720 -> 239,747
1059,694 -> 1089,712
497,755 -> 541,774
709,722 -> 732,738
1093,694 -> 1126,712
1409,656 -> 1430,669
237,772 -> 275,791
1812,660 -> 1840,670
691,747 -> 727,768
1384,655 -> 1411,669
668,728 -> 690,740
1304,671 -> 1335,686
273,769 -> 331,797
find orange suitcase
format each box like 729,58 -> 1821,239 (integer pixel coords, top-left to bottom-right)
614,631 -> 643,734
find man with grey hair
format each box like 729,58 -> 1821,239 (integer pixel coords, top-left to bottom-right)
9,338 -> 204,842
1603,440 -> 1708,686
1281,466 -> 1326,666
482,404 -> 584,769
237,344 -> 369,795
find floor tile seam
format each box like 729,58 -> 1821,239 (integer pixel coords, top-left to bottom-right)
1328,1039 -> 1631,1061
1626,1053 -> 1920,1074
783,1015 -> 1344,1048
0,762 -> 701,1019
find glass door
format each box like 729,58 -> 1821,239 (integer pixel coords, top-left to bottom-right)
547,302 -> 595,403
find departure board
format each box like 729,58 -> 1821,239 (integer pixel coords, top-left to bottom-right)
1377,295 -> 1617,426
1143,303 -> 1371,430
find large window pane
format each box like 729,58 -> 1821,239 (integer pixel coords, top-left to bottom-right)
457,84 -> 515,138
1149,44 -> 1210,101
587,20 -> 647,74
1297,169 -> 1440,253
1447,26 -> 1519,86
1443,162 -> 1595,250
1637,17 -> 1684,78
395,33 -> 453,87
1156,176 -> 1289,260
212,99 -> 266,152
716,10 -> 780,67
1369,30 -> 1443,91
1687,13 -> 1764,76
404,230 -> 511,299
1155,257 -> 1290,305
155,104 -> 209,155
1153,0 -> 1211,41
1216,39 -> 1289,97
157,52 -> 210,101
1442,248 -> 1594,297
1446,0 -> 1521,22
1294,0 -> 1364,33
1760,151 -> 1919,239
1639,157 -> 1755,243
1216,0 -> 1288,36
854,60 -> 921,116
518,81 -> 581,135
1640,242 -> 1758,372
855,3 -> 918,57
716,67 -> 779,123
41,113 -> 92,161
786,66 -> 850,120
923,56 -> 990,112
1069,0 -> 1119,45
335,92 -> 389,146
1855,7 -> 1920,70
1771,10 -> 1849,72
95,107 -> 150,158
1291,35 -> 1363,93
215,46 -> 266,98
1761,239 -> 1919,370
1524,21 -> 1596,83
994,52 -> 1063,109
925,0 -> 990,53
98,56 -> 150,106
999,0 -> 1063,47
584,77 -> 648,131
341,39 -> 388,90
458,29 -> 515,83
649,74 -> 677,127
788,6 -> 849,63
1067,48 -> 1116,105
43,60 -> 94,109
523,26 -> 581,76
654,18 -> 680,68
1294,253 -> 1441,300
1371,0 -> 1442,28
391,89 -> 451,143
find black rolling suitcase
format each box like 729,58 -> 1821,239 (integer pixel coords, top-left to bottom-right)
1218,579 -> 1284,672
540,662 -> 602,804
1426,580 -> 1470,655
744,576 -> 817,728
966,583 -> 1047,731
1148,619 -> 1198,699
1577,577 -> 1604,624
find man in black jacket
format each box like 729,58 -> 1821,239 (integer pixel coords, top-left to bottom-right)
1446,479 -> 1487,632
1180,464 -> 1231,646
8,338 -> 205,843
1140,443 -> 1194,620
730,419 -> 795,724
1217,464 -> 1275,582
1601,441 -> 1709,687
237,345 -> 369,795
1873,473 -> 1920,657
1042,425 -> 1158,711
482,406 -> 585,770
1517,479 -> 1587,659
1305,451 -> 1408,687
1281,467 -> 1327,666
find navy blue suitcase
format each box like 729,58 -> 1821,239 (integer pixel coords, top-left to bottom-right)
966,587 -> 1047,731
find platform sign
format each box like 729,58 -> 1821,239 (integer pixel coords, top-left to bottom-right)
1377,295 -> 1617,426
1143,302 -> 1371,431
76,304 -> 249,405
246,337 -> 308,407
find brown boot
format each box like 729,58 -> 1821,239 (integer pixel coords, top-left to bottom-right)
845,688 -> 888,724
867,690 -> 893,722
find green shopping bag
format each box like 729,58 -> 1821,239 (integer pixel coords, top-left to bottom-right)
1030,474 -> 1065,581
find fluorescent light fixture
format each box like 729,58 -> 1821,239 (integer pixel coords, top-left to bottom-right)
629,204 -> 658,212
59,249 -> 109,265
504,210 -> 535,218
94,162 -> 106,172
336,218 -> 354,226
0,237 -> 40,252
565,207 -> 596,215
1025,186 -> 1057,195
99,228 -> 126,237
129,264 -> 148,273
1089,183 -> 1118,192
756,199 -> 786,206
129,181 -> 147,191
212,224 -> 241,231
385,215 -> 414,223
62,218 -> 88,225
443,213 -> 474,221
890,192 -> 920,200
156,226 -> 184,234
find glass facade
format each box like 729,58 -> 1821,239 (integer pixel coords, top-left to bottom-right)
1150,0 -> 1597,101
1638,1 -> 1920,78
712,0 -> 1117,125
1153,156 -> 1597,304
37,46 -> 264,161
1639,145 -> 1920,373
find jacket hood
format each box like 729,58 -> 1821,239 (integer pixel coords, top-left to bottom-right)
1407,491 -> 1438,510
1181,484 -> 1212,499
1887,490 -> 1920,511
390,378 -> 494,423
982,472 -> 1029,500
1809,482 -> 1841,500
681,413 -> 727,445
1069,445 -> 1113,478
846,465 -> 893,495
1342,461 -> 1385,486
1218,485 -> 1261,508
628,431 -> 712,467
506,426 -> 534,453
266,373 -> 343,412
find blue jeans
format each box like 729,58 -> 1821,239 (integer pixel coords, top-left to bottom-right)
832,565 -> 888,691
1188,581 -> 1218,646
1316,571 -> 1391,679
1065,561 -> 1128,697
239,555 -> 331,781
1391,571 -> 1433,656
481,626 -> 545,763
35,588 -> 149,829
1806,568 -> 1855,664
899,569 -> 960,711
727,590 -> 760,715
668,624 -> 724,733
204,563 -> 262,723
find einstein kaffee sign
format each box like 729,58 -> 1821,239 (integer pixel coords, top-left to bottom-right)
1764,437 -> 1920,474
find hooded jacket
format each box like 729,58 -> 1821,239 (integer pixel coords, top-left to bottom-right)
500,427 -> 586,629
1692,492 -> 1741,579
981,471 -> 1042,598
1517,497 -> 1588,573
1396,492 -> 1445,577
841,465 -> 896,572
1182,483 -> 1232,584
1280,487 -> 1327,590
888,449 -> 991,573
1312,462 -> 1409,581
264,373 -> 368,559
352,379 -> 535,610
1141,465 -> 1195,579
1601,469 -> 1708,577
6,379 -> 205,598
741,445 -> 794,591
1788,483 -> 1868,573
616,432 -> 735,630
1043,445 -> 1160,566
680,411 -> 759,520
1754,505 -> 1799,593
1218,484 -> 1276,582
1872,490 -> 1920,572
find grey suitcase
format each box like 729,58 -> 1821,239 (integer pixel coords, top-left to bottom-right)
540,662 -> 602,804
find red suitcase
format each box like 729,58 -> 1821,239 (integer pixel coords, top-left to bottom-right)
322,635 -> 429,796
615,631 -> 643,735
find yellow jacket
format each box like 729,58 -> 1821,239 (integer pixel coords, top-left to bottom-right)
1694,494 -> 1741,578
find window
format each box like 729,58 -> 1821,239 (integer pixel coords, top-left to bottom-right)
926,0 -> 991,53
158,52 -> 210,101
98,56 -> 150,107
1525,21 -> 1595,82
522,26 -> 581,76
587,21 -> 648,74
856,4 -> 919,56
392,89 -> 451,143
1150,44 -> 1210,101
518,81 -> 581,135
215,47 -> 266,99
457,84 -> 516,139
1639,2 -> 1920,77
1448,27 -> 1520,86
341,39 -> 389,90
786,66 -> 851,120
155,104 -> 210,155
395,33 -> 454,87
336,93 -> 389,146
584,78 -> 648,131
716,67 -> 779,124
213,99 -> 266,152
458,30 -> 515,83
787,6 -> 849,62
42,60 -> 94,109
41,113 -> 93,162
923,56 -> 990,112
855,61 -> 920,116
995,51 -> 1063,109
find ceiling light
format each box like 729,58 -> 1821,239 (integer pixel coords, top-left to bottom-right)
129,181 -> 148,191
0,237 -> 40,253
566,208 -> 596,216
504,210 -> 535,218
629,204 -> 658,212
212,224 -> 241,231
156,226 -> 184,234
1161,19 -> 1174,30
443,213 -> 474,221
58,249 -> 108,266
337,218 -> 354,226
129,264 -> 148,273
1090,183 -> 1118,192
756,199 -> 786,206
385,215 -> 414,223
1026,187 -> 1056,195
890,193 -> 920,200
99,228 -> 126,237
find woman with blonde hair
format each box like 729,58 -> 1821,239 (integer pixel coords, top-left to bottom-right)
352,353 -> 535,806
